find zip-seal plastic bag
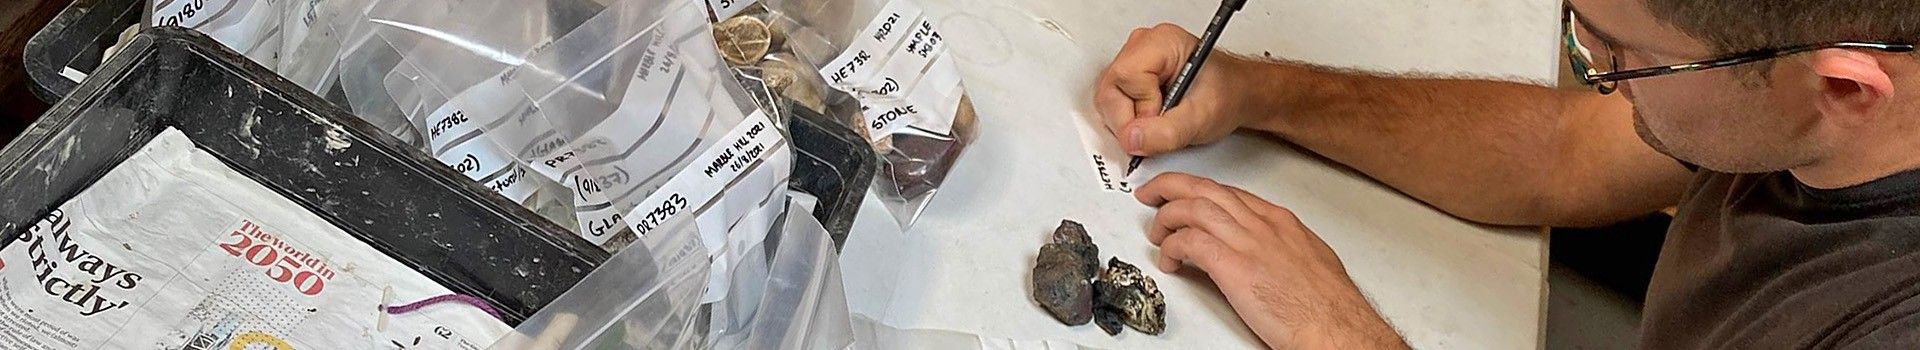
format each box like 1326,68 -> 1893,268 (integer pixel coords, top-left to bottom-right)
718,0 -> 979,229
328,0 -> 612,232
503,0 -> 793,256
488,196 -> 853,350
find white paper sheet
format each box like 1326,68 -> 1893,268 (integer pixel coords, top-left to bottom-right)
838,0 -> 1556,348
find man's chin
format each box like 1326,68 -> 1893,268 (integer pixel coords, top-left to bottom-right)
1632,109 -> 1681,160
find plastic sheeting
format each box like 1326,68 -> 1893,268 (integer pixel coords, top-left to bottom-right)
490,197 -> 854,350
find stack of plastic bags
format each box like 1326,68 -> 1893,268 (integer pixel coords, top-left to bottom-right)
143,0 -> 884,348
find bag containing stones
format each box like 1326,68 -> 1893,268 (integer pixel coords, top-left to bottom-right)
343,0 -> 610,241
711,0 -> 978,229
496,0 -> 795,257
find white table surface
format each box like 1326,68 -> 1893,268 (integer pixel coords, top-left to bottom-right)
837,0 -> 1561,348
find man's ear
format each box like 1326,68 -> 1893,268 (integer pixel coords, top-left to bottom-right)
1808,49 -> 1896,126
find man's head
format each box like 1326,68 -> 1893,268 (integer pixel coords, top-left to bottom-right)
1569,0 -> 1920,176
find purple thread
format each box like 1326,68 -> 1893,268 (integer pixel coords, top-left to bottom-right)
382,294 -> 503,320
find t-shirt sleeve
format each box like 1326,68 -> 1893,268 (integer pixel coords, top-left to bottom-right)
1841,313 -> 1920,348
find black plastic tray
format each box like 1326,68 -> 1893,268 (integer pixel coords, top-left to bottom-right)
0,28 -> 610,324
22,0 -> 142,103
788,106 -> 875,248
23,0 -> 880,249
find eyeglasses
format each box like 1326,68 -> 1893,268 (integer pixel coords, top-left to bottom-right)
1564,7 -> 1917,95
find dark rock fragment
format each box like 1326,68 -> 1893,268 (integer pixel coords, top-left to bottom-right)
1031,244 -> 1094,325
1094,305 -> 1125,336
1094,258 -> 1167,335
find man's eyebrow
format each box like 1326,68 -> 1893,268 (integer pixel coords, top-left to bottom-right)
1568,4 -> 1628,49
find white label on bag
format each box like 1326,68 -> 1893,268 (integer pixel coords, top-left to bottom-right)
820,1 -> 923,88
826,0 -> 966,140
426,79 -> 520,152
625,111 -> 782,238
855,56 -> 962,140
852,16 -> 946,97
151,0 -> 236,28
436,138 -> 514,181
482,164 -> 539,203
707,0 -> 758,20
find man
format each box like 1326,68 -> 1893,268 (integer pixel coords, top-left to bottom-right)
1095,0 -> 1920,348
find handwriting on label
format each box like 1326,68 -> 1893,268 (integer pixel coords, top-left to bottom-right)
827,50 -> 874,85
635,32 -> 679,82
485,166 -> 528,193
1092,155 -> 1133,193
586,212 -> 625,238
702,122 -> 768,178
633,193 -> 690,236
872,13 -> 903,42
870,105 -> 919,132
905,20 -> 944,58
429,111 -> 470,140
153,0 -> 210,27
873,78 -> 902,96
451,154 -> 482,174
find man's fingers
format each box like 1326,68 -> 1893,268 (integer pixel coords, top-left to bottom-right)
1135,172 -> 1206,206
1095,61 -> 1170,140
1094,78 -> 1140,137
1136,173 -> 1265,225
1223,185 -> 1297,223
1157,228 -> 1238,274
1094,24 -> 1195,149
1123,113 -> 1202,157
1152,198 -> 1258,248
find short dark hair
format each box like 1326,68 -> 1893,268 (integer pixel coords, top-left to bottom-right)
1644,0 -> 1920,54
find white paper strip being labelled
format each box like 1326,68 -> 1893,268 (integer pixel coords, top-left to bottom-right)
1069,111 -> 1136,193
625,111 -> 784,240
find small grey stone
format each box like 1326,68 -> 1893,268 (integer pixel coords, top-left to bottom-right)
1032,245 -> 1093,325
1051,220 -> 1092,245
1057,242 -> 1099,276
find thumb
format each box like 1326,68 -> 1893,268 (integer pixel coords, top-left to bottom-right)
1123,113 -> 1202,156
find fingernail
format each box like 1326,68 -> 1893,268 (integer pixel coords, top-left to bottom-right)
1126,126 -> 1145,156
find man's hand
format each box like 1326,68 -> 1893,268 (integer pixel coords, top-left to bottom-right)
1094,24 -> 1272,156
1136,173 -> 1407,349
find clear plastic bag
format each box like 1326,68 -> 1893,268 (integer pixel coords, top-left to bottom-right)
721,0 -> 979,229
330,0 -> 614,233
148,0 -> 288,65
489,197 -> 854,350
502,0 -> 790,253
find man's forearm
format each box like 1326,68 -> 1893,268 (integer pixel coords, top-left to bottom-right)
1233,62 -> 1594,226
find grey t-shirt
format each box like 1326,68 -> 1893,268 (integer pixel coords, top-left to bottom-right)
1640,168 -> 1920,348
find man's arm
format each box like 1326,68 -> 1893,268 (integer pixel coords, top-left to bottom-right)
1135,173 -> 1410,349
1242,64 -> 1691,227
1097,24 -> 1693,227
